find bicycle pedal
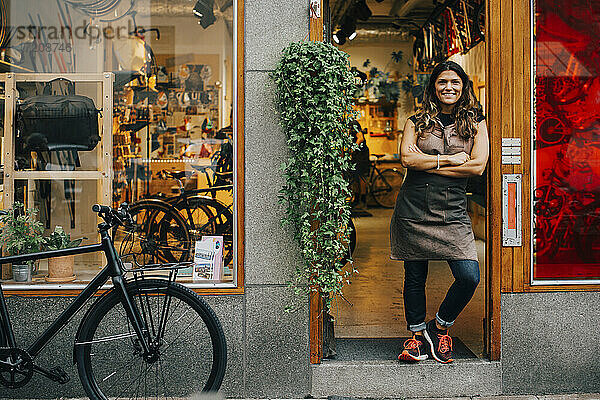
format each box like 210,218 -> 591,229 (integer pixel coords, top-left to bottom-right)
36,364 -> 70,384
50,366 -> 70,384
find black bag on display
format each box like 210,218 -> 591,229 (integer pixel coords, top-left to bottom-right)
17,94 -> 100,151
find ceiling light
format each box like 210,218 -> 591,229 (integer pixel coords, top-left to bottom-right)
348,31 -> 357,40
193,0 -> 216,29
333,31 -> 346,45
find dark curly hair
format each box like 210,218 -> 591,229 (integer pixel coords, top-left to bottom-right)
414,61 -> 481,139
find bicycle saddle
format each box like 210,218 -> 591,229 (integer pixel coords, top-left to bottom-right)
159,170 -> 188,180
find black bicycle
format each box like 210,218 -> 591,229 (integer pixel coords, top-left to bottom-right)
351,156 -> 405,209
0,204 -> 227,398
160,168 -> 234,266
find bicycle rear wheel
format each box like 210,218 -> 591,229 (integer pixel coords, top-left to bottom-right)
371,168 -> 404,208
114,201 -> 191,264
75,279 -> 227,399
177,199 -> 217,241
176,197 -> 233,267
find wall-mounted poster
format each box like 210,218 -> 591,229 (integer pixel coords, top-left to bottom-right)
533,0 -> 600,282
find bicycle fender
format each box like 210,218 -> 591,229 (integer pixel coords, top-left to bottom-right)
172,194 -> 215,207
129,198 -> 174,210
72,287 -> 117,364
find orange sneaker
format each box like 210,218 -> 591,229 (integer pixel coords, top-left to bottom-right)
398,335 -> 428,362
424,320 -> 454,363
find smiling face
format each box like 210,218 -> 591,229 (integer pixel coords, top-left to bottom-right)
434,70 -> 464,110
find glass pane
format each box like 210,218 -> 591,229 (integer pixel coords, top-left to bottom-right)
3,0 -> 236,285
533,0 -> 600,281
10,179 -> 103,283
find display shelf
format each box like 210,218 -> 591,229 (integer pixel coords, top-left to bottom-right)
0,72 -> 114,210
355,101 -> 398,139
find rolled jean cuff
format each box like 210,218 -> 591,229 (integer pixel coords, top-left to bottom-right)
408,322 -> 426,332
436,313 -> 455,328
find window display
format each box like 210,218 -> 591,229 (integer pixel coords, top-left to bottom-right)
1,0 -> 238,287
533,0 -> 600,282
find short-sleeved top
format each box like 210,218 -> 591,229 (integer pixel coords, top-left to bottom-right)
408,113 -> 484,156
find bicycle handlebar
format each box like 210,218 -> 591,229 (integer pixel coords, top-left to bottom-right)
92,203 -> 133,229
92,204 -> 110,214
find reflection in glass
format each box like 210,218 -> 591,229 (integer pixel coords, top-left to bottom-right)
3,0 -> 235,284
534,0 -> 600,280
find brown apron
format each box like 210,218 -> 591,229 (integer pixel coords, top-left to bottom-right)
390,122 -> 478,261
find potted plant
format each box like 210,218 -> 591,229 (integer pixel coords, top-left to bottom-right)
0,202 -> 45,282
43,226 -> 84,282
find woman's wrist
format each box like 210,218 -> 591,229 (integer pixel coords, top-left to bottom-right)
438,155 -> 449,167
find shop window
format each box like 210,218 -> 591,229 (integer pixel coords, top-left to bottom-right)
533,0 -> 600,283
1,1 -> 240,288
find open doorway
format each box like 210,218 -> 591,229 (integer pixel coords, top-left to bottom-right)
328,0 -> 488,359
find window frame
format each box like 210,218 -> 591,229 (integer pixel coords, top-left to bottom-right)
2,0 -> 245,295
528,0 -> 600,288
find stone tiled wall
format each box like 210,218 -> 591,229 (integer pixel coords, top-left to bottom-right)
2,1 -> 311,399
501,292 -> 600,394
242,0 -> 309,397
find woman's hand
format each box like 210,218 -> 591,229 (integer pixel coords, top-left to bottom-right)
401,120 -> 472,171
446,152 -> 470,166
428,120 -> 490,177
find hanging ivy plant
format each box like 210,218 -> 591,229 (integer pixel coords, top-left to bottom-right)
272,41 -> 357,310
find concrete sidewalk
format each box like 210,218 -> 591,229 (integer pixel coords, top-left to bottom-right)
419,396 -> 600,399
327,395 -> 600,400
6,396 -> 600,400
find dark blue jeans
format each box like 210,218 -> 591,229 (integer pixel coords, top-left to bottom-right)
403,259 -> 480,332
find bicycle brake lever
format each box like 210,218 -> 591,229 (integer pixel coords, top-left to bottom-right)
118,203 -> 134,227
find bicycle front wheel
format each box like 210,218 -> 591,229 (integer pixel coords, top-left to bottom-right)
371,168 -> 404,208
178,196 -> 233,267
114,201 -> 191,264
75,279 -> 227,399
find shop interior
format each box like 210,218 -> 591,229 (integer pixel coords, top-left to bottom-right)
328,0 -> 488,358
0,0 -> 235,285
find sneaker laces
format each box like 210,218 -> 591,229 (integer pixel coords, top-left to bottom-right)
403,337 -> 421,350
437,333 -> 453,354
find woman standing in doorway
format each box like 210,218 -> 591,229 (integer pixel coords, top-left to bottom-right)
391,61 -> 489,364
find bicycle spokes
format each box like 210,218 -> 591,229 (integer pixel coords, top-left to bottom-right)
80,283 -> 220,397
115,204 -> 192,264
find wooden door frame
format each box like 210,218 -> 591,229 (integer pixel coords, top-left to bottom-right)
487,0 -> 533,360
308,0 -> 528,363
309,0 -> 325,365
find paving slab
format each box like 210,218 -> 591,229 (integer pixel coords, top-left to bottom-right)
538,395 -> 600,400
473,396 -> 537,400
404,397 -> 471,400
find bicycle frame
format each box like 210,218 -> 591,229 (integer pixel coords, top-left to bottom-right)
368,159 -> 388,184
0,227 -> 152,359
